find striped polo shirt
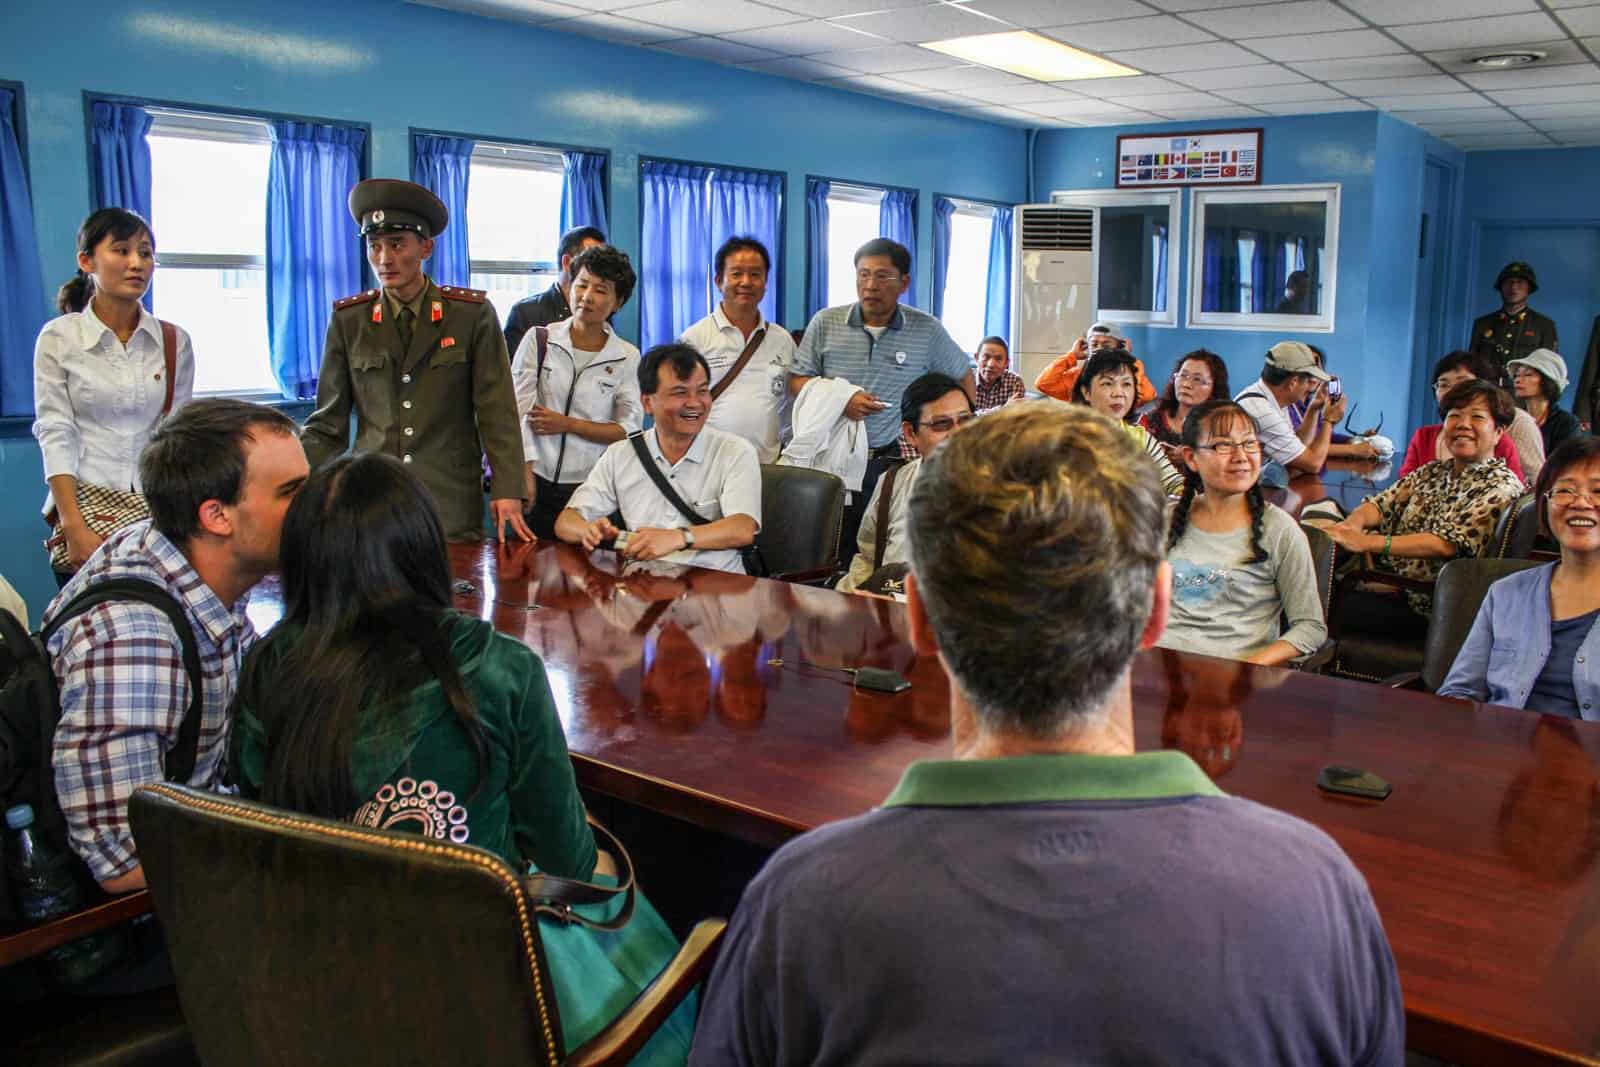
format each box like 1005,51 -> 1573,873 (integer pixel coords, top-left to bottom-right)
793,302 -> 969,448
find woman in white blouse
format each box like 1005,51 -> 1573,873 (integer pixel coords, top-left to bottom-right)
33,208 -> 195,577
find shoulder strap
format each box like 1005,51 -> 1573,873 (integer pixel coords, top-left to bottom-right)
627,432 -> 709,528
159,321 -> 178,417
710,327 -> 768,401
534,326 -> 549,380
524,815 -> 637,931
1236,389 -> 1271,404
42,578 -> 206,783
873,463 -> 903,571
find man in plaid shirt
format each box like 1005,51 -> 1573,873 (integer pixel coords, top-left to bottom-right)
973,336 -> 1026,414
45,399 -> 307,894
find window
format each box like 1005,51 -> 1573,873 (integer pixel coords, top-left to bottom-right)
1188,184 -> 1339,332
464,141 -> 564,326
1051,188 -> 1179,327
147,109 -> 275,394
938,200 -> 996,353
825,183 -> 884,307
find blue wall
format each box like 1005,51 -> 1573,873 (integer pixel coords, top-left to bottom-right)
0,0 -> 1027,613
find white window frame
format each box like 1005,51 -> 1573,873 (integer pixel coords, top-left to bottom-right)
146,108 -> 271,275
937,197 -> 997,350
1051,187 -> 1179,328
1186,183 -> 1340,333
467,141 -> 565,275
824,181 -> 888,307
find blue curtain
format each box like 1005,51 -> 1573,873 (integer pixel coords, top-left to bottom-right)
1152,222 -> 1168,314
1250,233 -> 1269,313
560,150 -> 609,236
930,195 -> 956,319
983,206 -> 1013,344
89,100 -> 153,310
878,187 -> 917,308
710,169 -> 783,325
0,89 -> 46,416
640,161 -> 712,353
266,121 -> 366,400
410,133 -> 472,289
805,178 -> 829,319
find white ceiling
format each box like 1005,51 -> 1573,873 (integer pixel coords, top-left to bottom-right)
416,0 -> 1600,150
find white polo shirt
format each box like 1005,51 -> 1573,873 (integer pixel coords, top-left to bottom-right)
1235,378 -> 1307,468
680,306 -> 795,463
567,426 -> 763,574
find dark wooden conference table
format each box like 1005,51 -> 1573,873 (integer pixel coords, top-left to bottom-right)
241,538 -> 1600,1067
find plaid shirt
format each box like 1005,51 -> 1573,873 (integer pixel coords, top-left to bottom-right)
45,521 -> 254,880
974,370 -> 1026,413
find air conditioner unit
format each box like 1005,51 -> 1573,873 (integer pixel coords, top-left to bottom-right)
1011,205 -> 1096,387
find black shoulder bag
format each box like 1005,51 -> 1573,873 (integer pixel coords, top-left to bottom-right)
625,432 -> 766,577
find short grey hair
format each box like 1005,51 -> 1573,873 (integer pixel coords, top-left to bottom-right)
906,402 -> 1166,737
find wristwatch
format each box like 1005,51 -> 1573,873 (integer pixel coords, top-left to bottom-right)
680,527 -> 695,549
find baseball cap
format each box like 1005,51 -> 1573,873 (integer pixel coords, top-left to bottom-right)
1266,341 -> 1331,381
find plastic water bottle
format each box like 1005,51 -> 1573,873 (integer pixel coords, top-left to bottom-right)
5,804 -> 121,983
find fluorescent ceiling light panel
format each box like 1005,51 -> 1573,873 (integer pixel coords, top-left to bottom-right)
921,30 -> 1140,81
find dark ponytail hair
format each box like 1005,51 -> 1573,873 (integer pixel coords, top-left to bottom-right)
245,452 -> 486,818
1165,399 -> 1269,564
56,208 -> 154,314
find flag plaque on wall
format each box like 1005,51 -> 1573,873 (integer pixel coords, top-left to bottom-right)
1116,129 -> 1263,189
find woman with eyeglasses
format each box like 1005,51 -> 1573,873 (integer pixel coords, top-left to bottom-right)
1439,435 -> 1600,718
1071,348 -> 1184,495
1400,351 -> 1539,485
1139,349 -> 1230,448
1159,400 -> 1326,666
1508,348 -> 1583,458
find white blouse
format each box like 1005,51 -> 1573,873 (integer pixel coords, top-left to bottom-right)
32,304 -> 195,493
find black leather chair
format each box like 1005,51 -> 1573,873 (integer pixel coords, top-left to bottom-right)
1487,492 -> 1539,560
129,784 -> 724,1067
757,464 -> 845,583
1387,557 -> 1545,692
1291,522 -> 1337,673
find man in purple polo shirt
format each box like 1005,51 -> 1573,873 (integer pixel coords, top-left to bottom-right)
691,402 -> 1403,1066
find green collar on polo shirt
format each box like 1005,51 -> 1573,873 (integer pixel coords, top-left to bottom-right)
882,750 -> 1223,808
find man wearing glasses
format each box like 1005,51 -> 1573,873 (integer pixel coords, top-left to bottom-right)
837,374 -> 972,593
791,239 -> 973,567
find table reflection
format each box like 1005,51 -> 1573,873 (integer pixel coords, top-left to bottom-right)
1155,649 -> 1253,779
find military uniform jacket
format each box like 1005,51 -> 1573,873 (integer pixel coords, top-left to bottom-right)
301,279 -> 526,540
1468,306 -> 1558,371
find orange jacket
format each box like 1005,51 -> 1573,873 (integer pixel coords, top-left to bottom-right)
1033,338 -> 1159,406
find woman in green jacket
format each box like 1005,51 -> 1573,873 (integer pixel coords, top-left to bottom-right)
232,452 -> 693,1063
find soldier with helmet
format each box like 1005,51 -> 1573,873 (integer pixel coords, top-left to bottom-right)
1470,261 -> 1559,379
301,179 -> 531,542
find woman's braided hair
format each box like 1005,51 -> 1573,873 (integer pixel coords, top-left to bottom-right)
1165,399 -> 1268,564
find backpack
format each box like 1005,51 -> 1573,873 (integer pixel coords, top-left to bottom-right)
0,578 -> 203,928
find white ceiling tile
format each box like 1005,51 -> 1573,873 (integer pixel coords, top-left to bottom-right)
760,0 -> 931,15
827,3 -> 1009,43
419,0 -> 590,23
1329,75 -> 1467,96
1044,15 -> 1216,51
1104,40 -> 1262,71
810,42 -> 963,71
1550,135 -> 1600,146
1169,64 -> 1310,89
958,82 -> 1082,104
1391,105 -> 1507,121
1425,38 -> 1590,71
1337,0 -> 1537,23
1363,91 -> 1486,109
891,63 -> 1029,88
1216,83 -> 1347,104
653,35 -> 784,61
1246,30 -> 1406,62
1509,100 -> 1600,116
1458,62 -> 1600,91
1151,104 -> 1269,117
1143,0 -> 1300,9
617,0 -> 798,33
813,71 -> 918,91
549,12 -> 692,43
1109,90 -> 1223,109
962,0 -> 1158,26
739,54 -> 861,77
1053,74 -> 1192,97
1290,55 -> 1435,79
1527,116 -> 1600,131
1412,116 -> 1533,131
957,104 -> 1055,125
1556,6 -> 1600,34
1024,95 -> 1150,117
720,19 -> 887,53
1587,37 -> 1600,53
1487,83 -> 1600,105
1184,1 -> 1363,39
1448,132 -> 1556,146
1386,12 -> 1565,51
1256,99 -> 1376,113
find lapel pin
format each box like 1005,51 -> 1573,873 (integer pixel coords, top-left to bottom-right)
431,301 -> 443,323
372,304 -> 383,324
441,337 -> 456,348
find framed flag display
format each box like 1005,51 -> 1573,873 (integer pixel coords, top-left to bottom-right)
1116,129 -> 1263,189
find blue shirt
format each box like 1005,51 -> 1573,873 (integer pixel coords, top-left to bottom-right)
1438,563 -> 1600,720
1529,609 -> 1600,717
690,751 -> 1403,1067
793,303 -> 968,448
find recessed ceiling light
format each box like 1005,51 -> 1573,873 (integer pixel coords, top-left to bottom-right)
1471,51 -> 1544,68
921,31 -> 1140,82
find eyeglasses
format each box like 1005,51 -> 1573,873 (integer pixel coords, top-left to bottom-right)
1546,486 -> 1600,507
919,412 -> 976,433
856,270 -> 901,285
1196,440 -> 1262,457
1174,372 -> 1213,386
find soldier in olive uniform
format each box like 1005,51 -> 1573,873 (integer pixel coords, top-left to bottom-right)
1469,261 -> 1559,380
302,179 -> 532,542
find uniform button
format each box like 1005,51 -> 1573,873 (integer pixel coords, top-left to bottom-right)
401,374 -> 412,384
404,427 -> 415,436
402,454 -> 413,463
402,400 -> 413,409
1579,656 -> 1586,664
